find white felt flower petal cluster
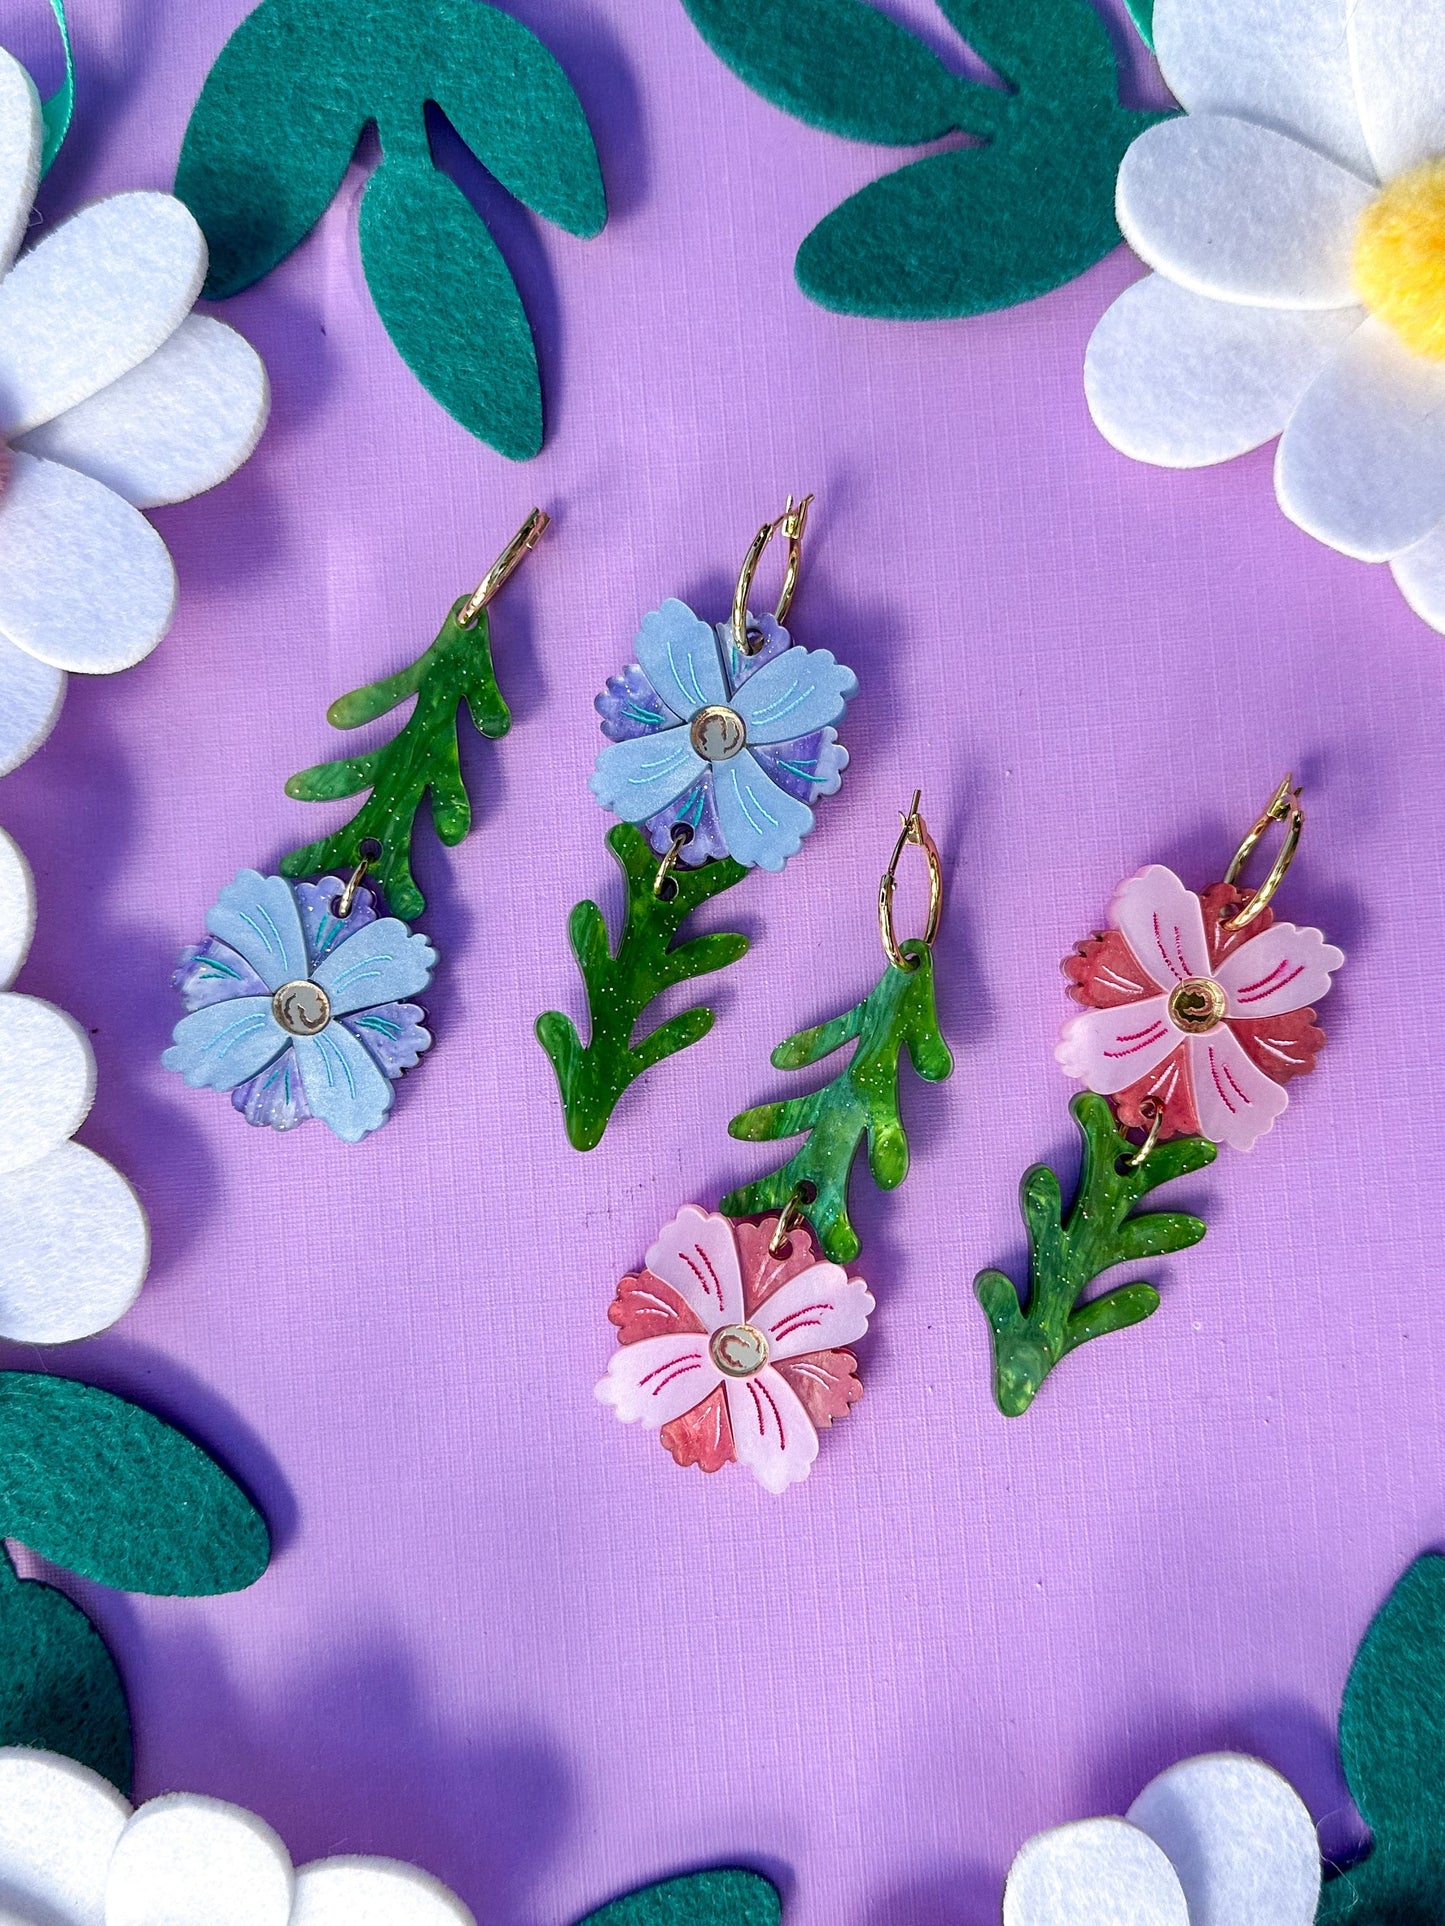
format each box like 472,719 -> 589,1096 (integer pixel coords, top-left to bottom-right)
1004,1754 -> 1320,1925
0,824 -> 147,1340
0,1749 -> 476,1926
1086,0 -> 1445,631
0,45 -> 268,776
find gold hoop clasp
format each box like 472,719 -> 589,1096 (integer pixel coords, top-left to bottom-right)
456,507 -> 550,629
731,493 -> 813,656
334,836 -> 382,919
768,1181 -> 817,1257
652,823 -> 692,900
879,791 -> 943,972
1222,774 -> 1304,932
1125,1097 -> 1164,1168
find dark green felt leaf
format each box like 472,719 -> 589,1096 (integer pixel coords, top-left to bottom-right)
359,152 -> 541,460
933,0 -> 1123,98
679,0 -> 1004,144
0,1375 -> 270,1597
1319,1555 -> 1445,1921
577,1871 -> 781,1926
0,1552 -> 130,1792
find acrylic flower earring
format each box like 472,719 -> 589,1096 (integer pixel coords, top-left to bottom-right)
163,511 -> 548,1142
597,796 -> 951,1493
536,495 -> 860,1148
974,776 -> 1344,1415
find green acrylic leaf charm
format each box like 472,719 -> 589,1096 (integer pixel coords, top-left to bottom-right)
535,824 -> 749,1152
0,1374 -> 270,1594
722,940 -> 952,1264
0,1547 -> 130,1792
283,596 -> 510,921
175,0 -> 604,456
576,1871 -> 781,1926
974,1093 -> 1215,1417
1318,1555 -> 1445,1922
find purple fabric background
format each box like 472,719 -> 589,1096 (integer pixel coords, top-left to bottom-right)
1,0 -> 1441,1918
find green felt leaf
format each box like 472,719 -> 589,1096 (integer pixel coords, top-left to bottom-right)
0,1375 -> 270,1596
974,1094 -> 1214,1416
0,1550 -> 130,1792
1125,0 -> 1155,48
1318,1555 -> 1445,1921
678,0 -> 1004,145
577,1871 -> 781,1926
38,0 -> 74,177
723,942 -> 953,1263
360,152 -> 541,459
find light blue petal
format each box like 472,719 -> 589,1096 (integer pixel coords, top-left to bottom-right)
633,599 -> 728,721
162,996 -> 287,1091
293,1024 -> 396,1142
312,917 -> 436,1017
713,752 -> 815,871
729,646 -> 858,746
204,871 -> 309,993
590,728 -> 707,822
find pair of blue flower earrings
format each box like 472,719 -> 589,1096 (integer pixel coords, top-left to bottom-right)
165,498 -> 867,1146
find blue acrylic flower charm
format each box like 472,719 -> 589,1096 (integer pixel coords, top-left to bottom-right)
591,600 -> 857,871
163,872 -> 435,1143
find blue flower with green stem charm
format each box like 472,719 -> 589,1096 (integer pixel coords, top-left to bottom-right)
164,869 -> 435,1142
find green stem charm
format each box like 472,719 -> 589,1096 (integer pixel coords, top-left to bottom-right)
974,1093 -> 1216,1416
535,824 -> 750,1150
722,941 -> 953,1263
282,596 -> 510,920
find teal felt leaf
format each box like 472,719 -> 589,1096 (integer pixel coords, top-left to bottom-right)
576,1871 -> 781,1926
1318,1555 -> 1445,1921
38,0 -> 74,177
678,0 -> 1005,144
0,1375 -> 270,1596
0,1550 -> 130,1792
359,152 -> 541,460
1125,0 -> 1155,48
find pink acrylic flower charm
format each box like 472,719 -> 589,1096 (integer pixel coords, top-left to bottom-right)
596,1205 -> 873,1494
1057,866 -> 1343,1152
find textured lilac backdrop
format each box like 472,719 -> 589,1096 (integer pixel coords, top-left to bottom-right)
1,0 -> 1442,1919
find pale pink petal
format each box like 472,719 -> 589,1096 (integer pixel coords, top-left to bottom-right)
1056,997 -> 1178,1094
726,1368 -> 819,1494
1110,865 -> 1213,988
595,1335 -> 721,1428
643,1205 -> 743,1330
1188,1028 -> 1289,1150
752,1263 -> 875,1362
1215,921 -> 1344,1018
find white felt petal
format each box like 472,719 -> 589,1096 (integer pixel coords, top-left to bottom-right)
1390,516 -> 1445,633
0,826 -> 35,988
1152,0 -> 1376,178
0,612 -> 67,776
1128,1753 -> 1320,1926
0,192 -> 205,438
1117,117 -> 1373,308
0,450 -> 176,672
0,1747 -> 130,1926
107,1795 -> 294,1926
292,1857 -> 476,1926
1003,1817 -> 1189,1926
1349,0 -> 1445,179
0,1140 -> 148,1342
0,992 -> 94,1174
1085,275 -> 1362,467
1276,316 -> 1445,560
0,51 -> 40,280
16,315 -> 270,509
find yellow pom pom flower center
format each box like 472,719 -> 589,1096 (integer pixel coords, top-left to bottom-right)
1355,160 -> 1445,362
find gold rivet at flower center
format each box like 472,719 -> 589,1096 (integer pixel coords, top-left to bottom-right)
1354,159 -> 1445,361
690,705 -> 747,762
1167,976 -> 1228,1035
710,1322 -> 770,1378
272,978 -> 331,1037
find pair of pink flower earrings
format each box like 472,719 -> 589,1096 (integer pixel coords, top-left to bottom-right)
598,774 -> 1345,1491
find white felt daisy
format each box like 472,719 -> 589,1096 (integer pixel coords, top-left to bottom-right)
1003,1753 -> 1320,1925
0,45 -> 268,776
0,823 -> 147,1341
1085,0 -> 1445,631
0,1748 -> 475,1926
